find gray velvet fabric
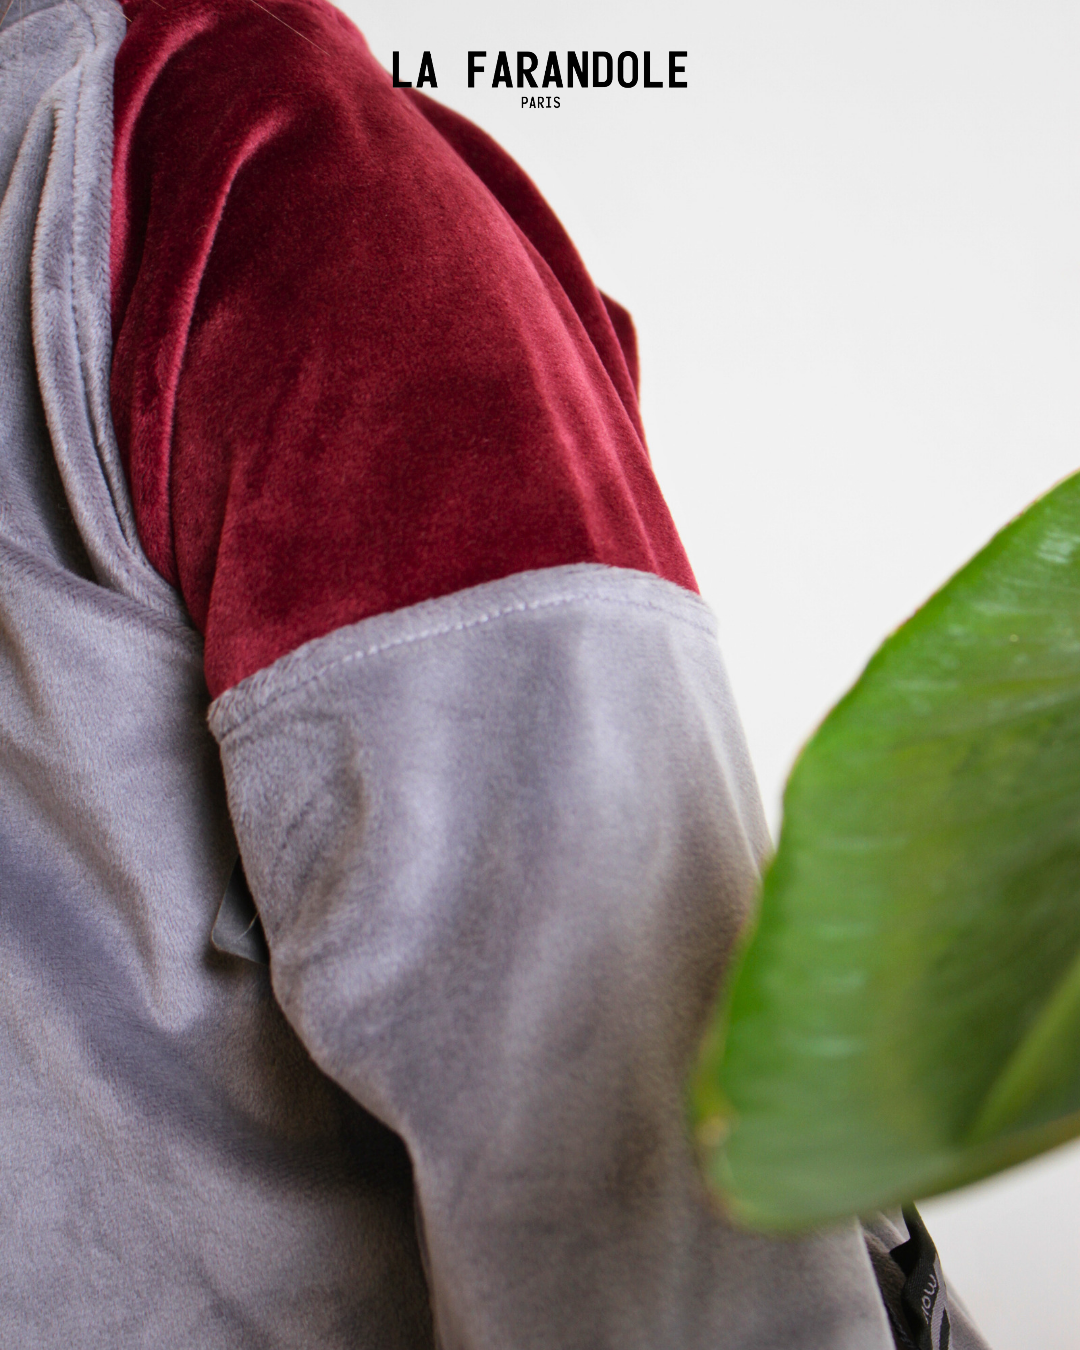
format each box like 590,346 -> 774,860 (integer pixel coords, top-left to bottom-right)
1,1 -> 430,1343
1,0 -> 178,609
1,0 -> 989,1344
210,563 -> 897,1350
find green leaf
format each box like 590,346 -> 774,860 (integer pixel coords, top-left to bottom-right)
690,470 -> 1080,1229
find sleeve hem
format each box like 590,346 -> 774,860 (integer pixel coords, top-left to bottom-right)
208,562 -> 713,740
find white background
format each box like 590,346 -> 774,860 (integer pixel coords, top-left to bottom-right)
341,3 -> 1080,1343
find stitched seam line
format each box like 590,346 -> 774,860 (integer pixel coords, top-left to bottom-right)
215,586 -> 715,735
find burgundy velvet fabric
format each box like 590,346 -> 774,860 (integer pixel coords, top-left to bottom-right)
110,0 -> 696,697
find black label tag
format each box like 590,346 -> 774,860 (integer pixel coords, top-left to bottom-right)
890,1205 -> 951,1350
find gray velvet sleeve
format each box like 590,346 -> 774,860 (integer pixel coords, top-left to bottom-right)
208,563 -> 896,1350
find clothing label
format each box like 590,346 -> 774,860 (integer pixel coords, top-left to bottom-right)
889,1205 -> 951,1350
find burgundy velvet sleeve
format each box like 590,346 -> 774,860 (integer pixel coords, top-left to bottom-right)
110,0 -> 696,698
